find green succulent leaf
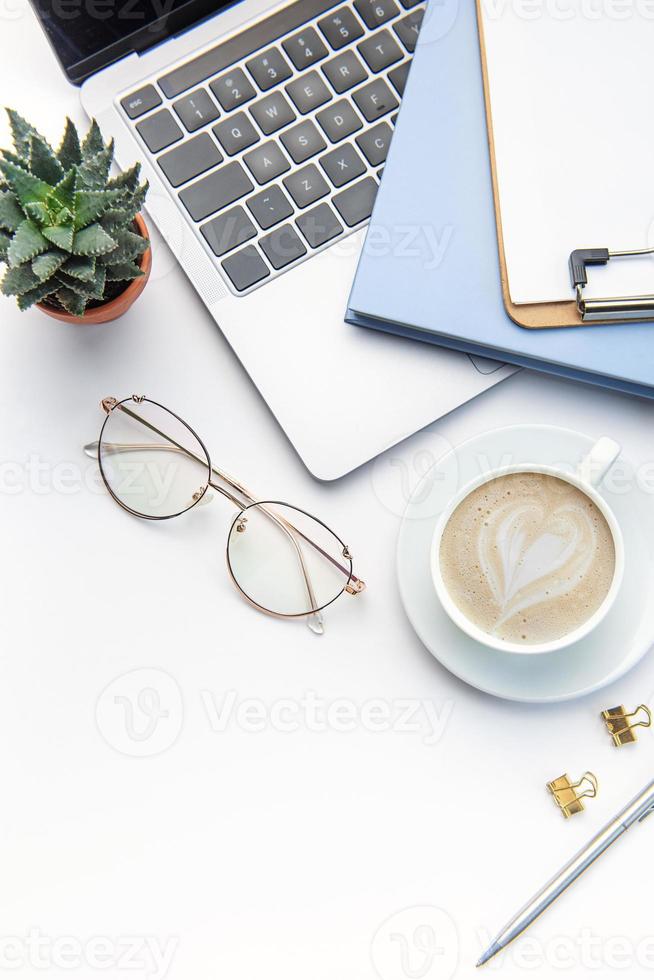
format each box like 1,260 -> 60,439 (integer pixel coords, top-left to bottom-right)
62,254 -> 96,281
57,119 -> 82,170
107,163 -> 141,192
0,190 -> 23,232
73,189 -> 122,230
7,218 -> 50,266
23,200 -> 51,225
0,159 -> 51,210
76,142 -> 114,191
32,249 -> 66,281
54,286 -> 87,316
6,108 -> 43,158
58,264 -> 106,298
42,223 -> 74,252
98,227 -> 148,265
81,120 -> 105,160
1,260 -> 40,296
49,168 -> 76,211
29,135 -> 65,185
105,261 -> 144,282
71,222 -> 116,256
0,229 -> 10,261
16,279 -> 59,311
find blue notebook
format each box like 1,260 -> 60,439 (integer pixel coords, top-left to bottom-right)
346,0 -> 654,397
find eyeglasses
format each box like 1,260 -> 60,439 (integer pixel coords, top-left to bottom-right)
84,395 -> 365,634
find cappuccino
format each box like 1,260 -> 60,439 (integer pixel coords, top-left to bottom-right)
439,472 -> 616,645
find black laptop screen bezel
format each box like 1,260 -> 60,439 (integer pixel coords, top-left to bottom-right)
29,0 -> 242,85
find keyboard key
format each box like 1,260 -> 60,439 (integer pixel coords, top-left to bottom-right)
249,92 -> 296,136
354,0 -> 399,27
121,85 -> 161,119
210,69 -> 256,111
283,164 -> 330,207
246,47 -> 292,91
316,100 -> 363,142
393,8 -> 423,51
356,121 -> 392,165
246,185 -> 294,230
399,0 -> 422,8
332,175 -> 378,225
212,112 -> 259,155
201,205 -> 256,256
179,161 -> 253,221
243,141 -> 290,184
358,30 -> 403,72
173,89 -> 220,132
296,202 -> 344,248
136,109 -> 183,153
320,143 -> 366,187
353,78 -> 398,122
221,244 -> 270,291
283,27 -> 328,70
158,133 -> 223,188
280,120 -> 326,164
259,223 -> 307,269
388,61 -> 410,96
318,8 -> 364,50
285,71 -> 331,114
322,51 -> 367,93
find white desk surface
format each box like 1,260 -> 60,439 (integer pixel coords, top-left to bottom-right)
3,7 -> 654,979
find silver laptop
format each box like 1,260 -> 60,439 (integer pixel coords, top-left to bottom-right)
31,0 -> 513,479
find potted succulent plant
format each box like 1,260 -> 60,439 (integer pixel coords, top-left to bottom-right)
0,110 -> 150,324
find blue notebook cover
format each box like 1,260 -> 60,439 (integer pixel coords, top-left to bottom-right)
346,0 -> 654,397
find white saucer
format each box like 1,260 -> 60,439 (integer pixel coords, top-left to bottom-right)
397,424 -> 654,702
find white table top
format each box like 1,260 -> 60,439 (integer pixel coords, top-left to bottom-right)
3,6 -> 654,978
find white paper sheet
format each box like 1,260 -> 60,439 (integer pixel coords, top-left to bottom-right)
481,0 -> 654,304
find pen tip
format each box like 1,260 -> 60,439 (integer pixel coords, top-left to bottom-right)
477,942 -> 502,967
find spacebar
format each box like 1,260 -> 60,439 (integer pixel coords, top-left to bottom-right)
159,0 -> 342,99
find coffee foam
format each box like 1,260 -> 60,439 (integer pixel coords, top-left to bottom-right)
439,472 -> 616,645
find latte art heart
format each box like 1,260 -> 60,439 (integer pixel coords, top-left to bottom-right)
439,473 -> 616,645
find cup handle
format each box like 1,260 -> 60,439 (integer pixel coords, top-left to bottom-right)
577,436 -> 621,488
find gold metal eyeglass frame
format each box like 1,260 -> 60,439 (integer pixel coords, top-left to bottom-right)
84,395 -> 366,634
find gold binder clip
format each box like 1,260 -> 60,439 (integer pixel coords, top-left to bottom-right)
601,704 -> 652,747
547,772 -> 598,819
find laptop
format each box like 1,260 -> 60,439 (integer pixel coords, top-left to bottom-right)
30,0 -> 513,479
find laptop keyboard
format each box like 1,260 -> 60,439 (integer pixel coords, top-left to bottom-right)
119,0 -> 425,295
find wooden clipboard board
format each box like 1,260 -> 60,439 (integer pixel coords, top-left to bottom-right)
476,0 -> 584,329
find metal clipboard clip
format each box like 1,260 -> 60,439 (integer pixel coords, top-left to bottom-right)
569,246 -> 654,322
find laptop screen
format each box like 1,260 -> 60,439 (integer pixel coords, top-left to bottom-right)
30,0 -> 240,84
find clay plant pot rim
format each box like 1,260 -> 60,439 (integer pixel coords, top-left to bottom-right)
37,213 -> 151,325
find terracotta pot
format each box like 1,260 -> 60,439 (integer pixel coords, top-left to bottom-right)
37,213 -> 152,325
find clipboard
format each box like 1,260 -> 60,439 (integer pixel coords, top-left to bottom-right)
475,0 -> 654,330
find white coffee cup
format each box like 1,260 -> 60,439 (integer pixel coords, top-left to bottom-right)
430,436 -> 625,655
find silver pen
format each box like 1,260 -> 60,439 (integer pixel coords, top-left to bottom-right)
478,777 -> 654,967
